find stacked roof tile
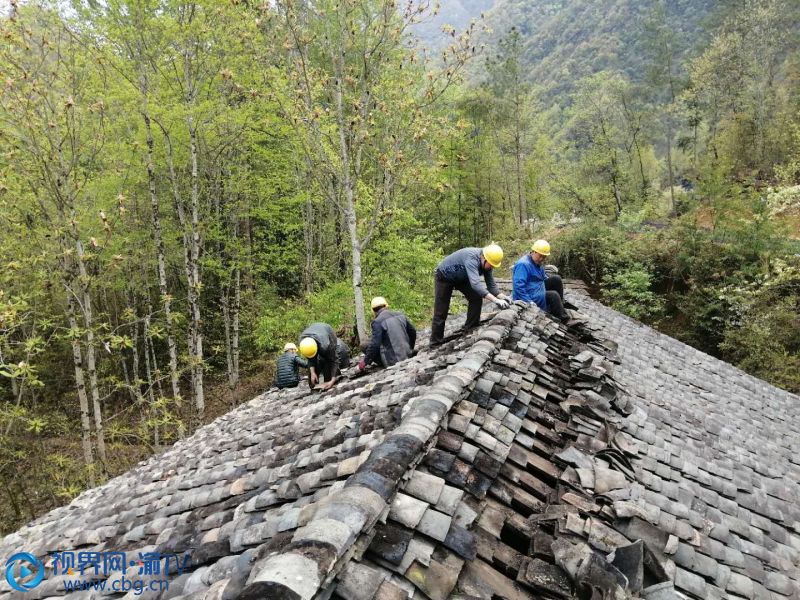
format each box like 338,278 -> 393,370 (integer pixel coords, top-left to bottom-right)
1,288 -> 798,600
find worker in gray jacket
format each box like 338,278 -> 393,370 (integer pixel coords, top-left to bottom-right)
431,244 -> 511,345
358,296 -> 416,370
298,322 -> 342,390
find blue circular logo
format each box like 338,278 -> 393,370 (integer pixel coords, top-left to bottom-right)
6,552 -> 44,592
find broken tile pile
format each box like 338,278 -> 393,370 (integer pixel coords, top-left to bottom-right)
0,290 -> 797,600
571,289 -> 800,599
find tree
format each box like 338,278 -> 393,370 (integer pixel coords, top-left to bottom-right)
262,0 -> 476,343
486,27 -> 533,225
563,72 -> 652,219
685,0 -> 800,178
0,5 -> 111,471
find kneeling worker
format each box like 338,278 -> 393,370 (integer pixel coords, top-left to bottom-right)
358,296 -> 417,371
512,239 -> 568,321
431,243 -> 511,345
275,343 -> 309,389
299,322 -> 342,391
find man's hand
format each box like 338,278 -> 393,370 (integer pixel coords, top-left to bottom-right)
309,371 -> 318,386
495,298 -> 510,309
320,381 -> 335,391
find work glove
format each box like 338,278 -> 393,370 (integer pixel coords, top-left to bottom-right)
495,298 -> 510,310
357,359 -> 367,371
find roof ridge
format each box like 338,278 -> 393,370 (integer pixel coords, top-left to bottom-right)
238,306 -> 523,599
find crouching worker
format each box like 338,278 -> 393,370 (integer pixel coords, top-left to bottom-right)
431,243 -> 512,345
299,322 -> 342,391
275,343 -> 309,389
512,239 -> 568,321
358,296 -> 417,371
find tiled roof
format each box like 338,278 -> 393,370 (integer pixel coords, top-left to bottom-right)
1,288 -> 798,600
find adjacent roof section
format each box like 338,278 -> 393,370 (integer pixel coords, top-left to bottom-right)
1,288 -> 798,600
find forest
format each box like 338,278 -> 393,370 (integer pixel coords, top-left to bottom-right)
0,0 -> 798,531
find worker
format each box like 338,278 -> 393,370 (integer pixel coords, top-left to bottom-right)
512,239 -> 568,321
274,343 -> 308,389
431,244 -> 512,345
358,296 -> 417,370
298,322 -> 342,390
336,338 -> 351,369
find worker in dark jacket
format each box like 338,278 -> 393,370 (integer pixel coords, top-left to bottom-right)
358,297 -> 416,370
336,338 -> 351,369
512,239 -> 568,321
274,343 -> 309,389
299,322 -> 342,390
431,244 -> 511,345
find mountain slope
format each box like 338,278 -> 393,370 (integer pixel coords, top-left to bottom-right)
459,0 -> 718,99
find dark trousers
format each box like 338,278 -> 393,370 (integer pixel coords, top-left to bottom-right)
545,275 -> 567,320
432,272 -> 483,344
308,358 -> 340,386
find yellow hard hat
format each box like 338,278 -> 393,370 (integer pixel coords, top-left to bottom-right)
371,296 -> 388,310
532,239 -> 551,256
482,243 -> 503,268
283,342 -> 297,352
299,337 -> 318,358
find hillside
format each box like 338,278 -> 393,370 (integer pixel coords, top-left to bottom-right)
499,1 -> 714,93
416,0 -> 718,99
412,0 -> 497,53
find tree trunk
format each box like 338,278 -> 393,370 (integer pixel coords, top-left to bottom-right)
74,238 -> 107,470
120,349 -> 137,404
303,194 -> 314,294
232,268 -> 240,388
130,304 -> 144,404
515,121 -> 526,226
66,291 -> 94,478
221,268 -> 241,391
666,122 -> 676,215
143,313 -> 156,406
187,117 -> 204,416
343,198 -> 368,344
160,121 -> 203,419
142,106 -> 181,404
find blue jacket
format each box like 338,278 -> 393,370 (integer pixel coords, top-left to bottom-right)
512,254 -> 548,311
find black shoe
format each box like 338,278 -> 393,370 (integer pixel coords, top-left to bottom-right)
564,299 -> 579,310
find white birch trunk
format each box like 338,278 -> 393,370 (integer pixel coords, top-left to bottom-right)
66,291 -> 94,475
74,237 -> 107,469
142,105 -> 181,404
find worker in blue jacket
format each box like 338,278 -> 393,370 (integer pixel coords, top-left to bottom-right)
512,239 -> 568,321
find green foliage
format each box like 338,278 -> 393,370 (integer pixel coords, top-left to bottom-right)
363,233 -> 441,325
256,282 -> 354,352
552,223 -> 633,286
717,257 -> 800,391
765,185 -> 800,216
602,267 -> 665,321
256,216 -> 442,351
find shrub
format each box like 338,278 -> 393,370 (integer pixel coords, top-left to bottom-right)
255,218 -> 443,351
601,266 -> 665,322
